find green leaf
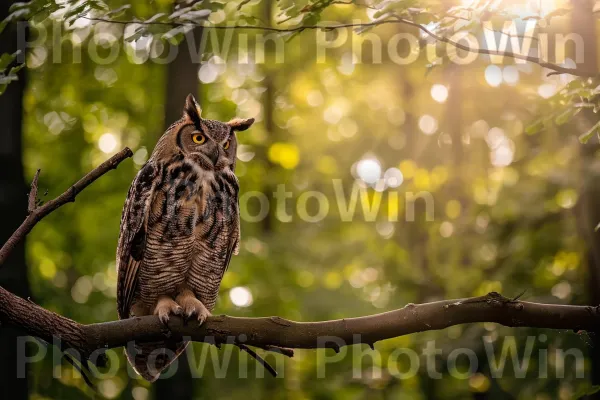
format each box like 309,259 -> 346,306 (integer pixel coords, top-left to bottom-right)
0,74 -> 19,84
145,13 -> 167,24
413,11 -> 438,24
555,108 -> 580,125
574,102 -> 595,109
124,26 -> 146,42
9,63 -> 25,75
178,9 -> 211,22
0,53 -> 15,70
88,0 -> 109,11
525,118 -> 546,135
237,0 -> 251,10
104,5 -> 131,18
8,2 -> 33,13
238,14 -> 259,25
193,1 -> 208,11
162,25 -> 193,45
372,0 -> 419,19
64,4 -> 88,21
579,120 -> 600,144
169,7 -> 192,20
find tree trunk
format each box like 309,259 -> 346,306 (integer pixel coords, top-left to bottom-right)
163,28 -> 204,128
154,25 -> 203,400
570,0 -> 600,397
0,1 -> 31,399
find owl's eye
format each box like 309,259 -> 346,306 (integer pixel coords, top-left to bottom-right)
192,133 -> 206,144
223,140 -> 231,150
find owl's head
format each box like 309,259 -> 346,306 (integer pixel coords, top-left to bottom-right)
169,94 -> 254,172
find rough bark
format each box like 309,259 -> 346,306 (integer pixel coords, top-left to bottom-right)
570,0 -> 600,396
0,1 -> 30,397
0,286 -> 599,362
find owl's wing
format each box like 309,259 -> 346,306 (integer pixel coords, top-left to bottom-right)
116,161 -> 159,319
223,225 -> 240,274
223,193 -> 241,272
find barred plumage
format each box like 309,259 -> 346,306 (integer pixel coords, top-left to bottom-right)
116,94 -> 254,381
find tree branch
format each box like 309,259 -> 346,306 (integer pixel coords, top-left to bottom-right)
0,285 -> 599,363
394,17 -> 595,78
0,147 -> 133,265
82,17 -> 599,78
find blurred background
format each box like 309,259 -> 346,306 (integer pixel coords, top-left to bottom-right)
1,0 -> 600,399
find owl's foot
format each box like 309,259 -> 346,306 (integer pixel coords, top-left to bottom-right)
176,288 -> 211,324
153,295 -> 183,325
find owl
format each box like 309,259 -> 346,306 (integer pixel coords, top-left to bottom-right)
116,94 -> 254,381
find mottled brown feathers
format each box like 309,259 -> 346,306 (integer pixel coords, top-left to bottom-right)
183,93 -> 202,127
116,95 -> 253,381
227,117 -> 255,131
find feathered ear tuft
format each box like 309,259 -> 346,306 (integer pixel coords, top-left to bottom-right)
227,117 -> 255,132
183,94 -> 202,126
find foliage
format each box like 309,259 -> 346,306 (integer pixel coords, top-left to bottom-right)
3,0 -> 600,128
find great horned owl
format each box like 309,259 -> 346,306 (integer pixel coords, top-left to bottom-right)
116,94 -> 254,381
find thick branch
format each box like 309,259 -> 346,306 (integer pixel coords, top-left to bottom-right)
1,285 -> 598,361
0,147 -> 133,265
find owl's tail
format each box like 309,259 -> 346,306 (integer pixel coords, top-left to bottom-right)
125,340 -> 189,382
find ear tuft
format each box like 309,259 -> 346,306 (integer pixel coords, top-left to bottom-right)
227,117 -> 255,132
183,94 -> 202,125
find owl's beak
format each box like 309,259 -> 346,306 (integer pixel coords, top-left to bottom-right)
208,148 -> 219,165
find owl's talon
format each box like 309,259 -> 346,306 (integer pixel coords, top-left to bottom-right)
154,296 -> 182,327
158,313 -> 170,326
176,288 -> 211,325
196,308 -> 210,324
182,304 -> 211,323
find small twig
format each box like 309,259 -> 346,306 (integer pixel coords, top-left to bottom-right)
511,290 -> 527,302
260,344 -> 294,357
0,147 -> 133,266
236,343 -> 278,377
27,169 -> 40,214
63,353 -> 96,390
79,17 -> 599,78
392,16 -> 594,78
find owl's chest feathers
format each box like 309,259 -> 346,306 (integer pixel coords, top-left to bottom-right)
139,164 -> 239,305
149,165 -> 238,237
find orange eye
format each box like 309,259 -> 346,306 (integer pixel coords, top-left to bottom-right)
192,133 -> 206,144
223,140 -> 231,150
